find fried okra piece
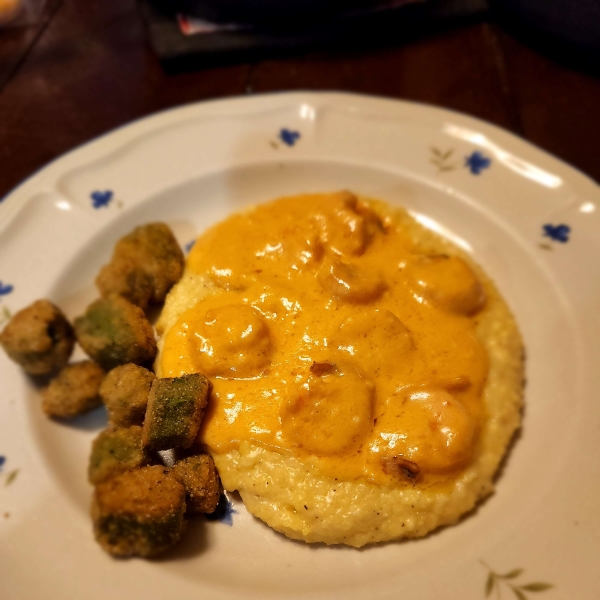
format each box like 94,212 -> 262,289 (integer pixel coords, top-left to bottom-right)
41,361 -> 104,418
142,374 -> 210,451
96,223 -> 185,310
74,296 -> 157,371
100,364 -> 155,427
173,454 -> 221,514
92,465 -> 186,557
88,426 -> 149,485
0,299 -> 74,375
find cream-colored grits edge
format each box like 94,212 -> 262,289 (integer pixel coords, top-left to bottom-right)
155,200 -> 524,547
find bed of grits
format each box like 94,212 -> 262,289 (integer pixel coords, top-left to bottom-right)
155,199 -> 523,547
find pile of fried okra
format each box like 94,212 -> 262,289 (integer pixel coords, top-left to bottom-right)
0,223 -> 222,558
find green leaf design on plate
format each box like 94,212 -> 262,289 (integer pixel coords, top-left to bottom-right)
485,573 -> 495,597
0,305 -> 12,326
481,563 -> 553,599
520,583 -> 553,592
429,146 -> 458,173
500,569 -> 524,579
512,587 -> 527,600
5,469 -> 19,486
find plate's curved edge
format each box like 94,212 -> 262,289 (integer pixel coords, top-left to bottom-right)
1,92 -> 600,600
1,92 -> 598,233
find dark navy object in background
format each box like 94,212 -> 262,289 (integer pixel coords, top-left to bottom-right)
494,0 -> 600,53
143,0 -> 600,70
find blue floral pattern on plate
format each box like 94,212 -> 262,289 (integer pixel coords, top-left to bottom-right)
430,147 -> 492,175
206,494 -> 237,526
0,281 -> 13,296
543,224 -> 570,243
465,151 -> 492,175
90,190 -> 113,209
279,128 -> 301,146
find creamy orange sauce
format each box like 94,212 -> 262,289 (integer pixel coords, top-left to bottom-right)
161,192 -> 489,487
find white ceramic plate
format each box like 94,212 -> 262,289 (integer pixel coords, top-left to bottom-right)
1,93 -> 599,600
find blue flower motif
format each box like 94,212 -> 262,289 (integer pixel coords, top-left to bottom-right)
0,281 -> 14,296
0,456 -> 5,472
464,151 -> 491,175
206,493 -> 237,526
279,128 -> 301,147
543,223 -> 570,243
184,240 -> 196,254
90,190 -> 113,209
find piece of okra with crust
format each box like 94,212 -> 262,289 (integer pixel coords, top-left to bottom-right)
0,299 -> 75,375
88,425 -> 149,485
74,296 -> 157,371
142,374 -> 210,451
96,223 -> 185,310
91,465 -> 186,557
100,363 -> 155,428
41,360 -> 105,419
173,454 -> 221,514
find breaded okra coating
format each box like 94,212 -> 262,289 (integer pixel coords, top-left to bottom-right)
92,465 -> 186,557
173,454 -> 221,514
41,360 -> 105,419
88,426 -> 149,485
142,374 -> 210,451
100,364 -> 155,427
96,223 -> 185,310
74,296 -> 157,371
0,299 -> 74,375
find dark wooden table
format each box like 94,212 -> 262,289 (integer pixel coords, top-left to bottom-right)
1,0 -> 599,200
